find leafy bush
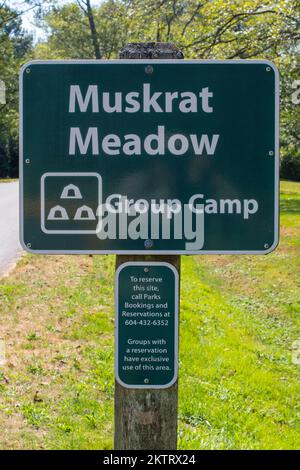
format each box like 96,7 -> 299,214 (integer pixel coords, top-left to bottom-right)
280,154 -> 300,182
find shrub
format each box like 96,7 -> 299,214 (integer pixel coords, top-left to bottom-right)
280,154 -> 300,182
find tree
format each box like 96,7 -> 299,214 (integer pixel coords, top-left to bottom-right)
77,0 -> 101,59
34,0 -> 129,59
0,3 -> 33,177
120,0 -> 298,59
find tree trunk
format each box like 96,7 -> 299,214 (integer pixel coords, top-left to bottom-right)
85,0 -> 101,59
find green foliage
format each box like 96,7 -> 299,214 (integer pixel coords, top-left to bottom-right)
123,0 -> 291,58
279,54 -> 300,181
0,4 -> 33,177
27,332 -> 40,341
35,0 -> 299,60
1,1 -> 300,177
281,155 -> 300,181
34,1 -> 129,59
21,402 -> 50,427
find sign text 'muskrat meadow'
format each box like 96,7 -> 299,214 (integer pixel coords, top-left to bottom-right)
20,60 -> 279,254
68,83 -> 219,157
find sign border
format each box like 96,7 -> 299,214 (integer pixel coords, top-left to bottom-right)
19,59 -> 279,255
115,261 -> 179,389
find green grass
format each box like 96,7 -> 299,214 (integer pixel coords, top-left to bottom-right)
0,181 -> 299,449
0,178 -> 18,183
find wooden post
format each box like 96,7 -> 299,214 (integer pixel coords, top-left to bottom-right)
114,43 -> 184,451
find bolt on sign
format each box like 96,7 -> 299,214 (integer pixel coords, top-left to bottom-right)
20,60 -> 279,254
115,262 -> 179,388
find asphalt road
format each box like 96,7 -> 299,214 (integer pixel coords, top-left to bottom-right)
0,182 -> 23,276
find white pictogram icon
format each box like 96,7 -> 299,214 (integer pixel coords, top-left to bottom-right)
41,172 -> 102,234
61,184 -> 82,199
47,205 -> 69,220
74,205 -> 96,220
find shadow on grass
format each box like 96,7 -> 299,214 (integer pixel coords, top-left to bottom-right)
280,198 -> 300,214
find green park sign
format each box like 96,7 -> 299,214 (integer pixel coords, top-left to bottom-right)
20,60 -> 279,254
115,262 -> 179,388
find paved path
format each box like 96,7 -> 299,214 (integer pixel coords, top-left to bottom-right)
0,182 -> 23,276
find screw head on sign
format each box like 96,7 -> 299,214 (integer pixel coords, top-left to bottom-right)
144,239 -> 154,249
269,150 -> 274,156
266,66 -> 271,72
144,378 -> 149,384
145,65 -> 153,74
27,243 -> 31,248
144,267 -> 149,273
26,68 -> 30,74
25,158 -> 30,164
264,243 -> 269,249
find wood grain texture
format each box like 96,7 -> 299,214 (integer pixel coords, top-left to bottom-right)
114,255 -> 180,450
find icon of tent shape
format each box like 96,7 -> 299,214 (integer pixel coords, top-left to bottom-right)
61,184 -> 82,199
74,205 -> 96,220
47,205 -> 69,220
47,205 -> 96,221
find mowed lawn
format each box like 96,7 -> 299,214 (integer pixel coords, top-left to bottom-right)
0,181 -> 299,450
0,179 -> 18,183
